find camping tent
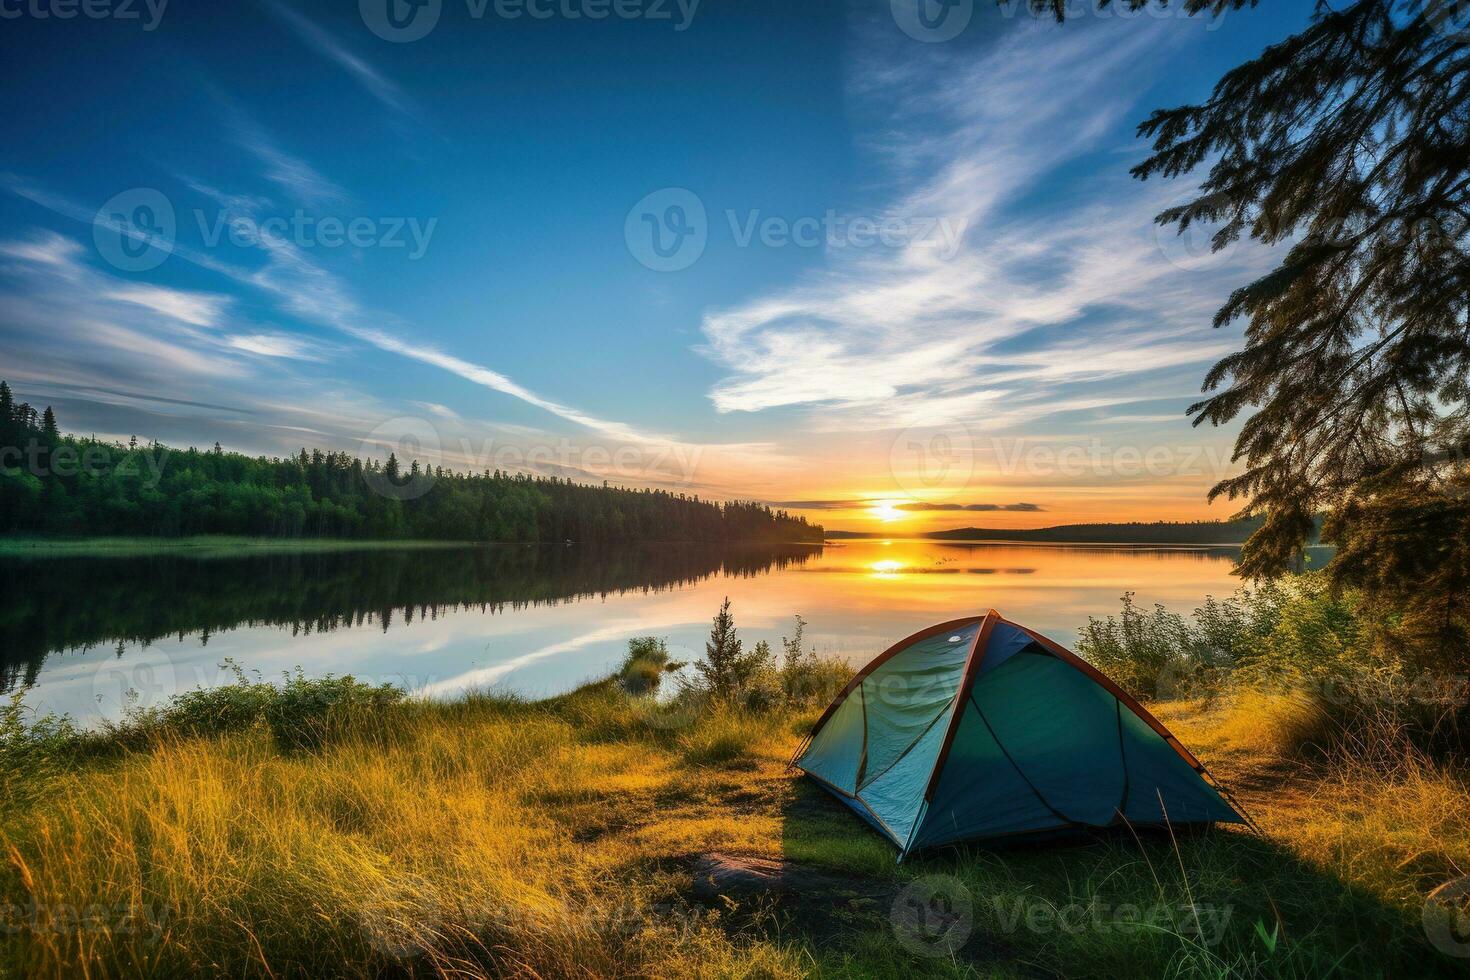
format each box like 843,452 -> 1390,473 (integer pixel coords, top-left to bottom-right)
793,610 -> 1245,856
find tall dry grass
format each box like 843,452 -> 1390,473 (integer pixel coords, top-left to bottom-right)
1,687 -> 806,979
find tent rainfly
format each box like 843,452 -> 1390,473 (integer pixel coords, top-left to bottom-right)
792,610 -> 1246,857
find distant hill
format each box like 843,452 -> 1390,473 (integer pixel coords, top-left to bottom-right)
827,517 -> 1321,546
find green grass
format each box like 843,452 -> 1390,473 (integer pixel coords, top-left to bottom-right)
1,678 -> 1466,978
0,535 -> 483,559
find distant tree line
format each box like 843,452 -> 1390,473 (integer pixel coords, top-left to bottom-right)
0,382 -> 823,544
922,517 -> 1309,545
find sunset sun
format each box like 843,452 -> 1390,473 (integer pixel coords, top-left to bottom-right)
869,500 -> 906,523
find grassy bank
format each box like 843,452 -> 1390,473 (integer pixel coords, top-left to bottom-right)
3,667 -> 1467,978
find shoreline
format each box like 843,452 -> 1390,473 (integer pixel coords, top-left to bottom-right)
0,535 -> 828,559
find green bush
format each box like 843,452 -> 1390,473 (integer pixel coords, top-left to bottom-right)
677,606 -> 854,715
617,636 -> 684,696
0,694 -> 81,810
1078,575 -> 1468,760
263,671 -> 405,752
102,660 -> 277,748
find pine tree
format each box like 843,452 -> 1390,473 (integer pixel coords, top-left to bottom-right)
0,381 -> 13,452
781,614 -> 807,672
40,407 -> 59,441
1047,1 -> 1470,656
694,597 -> 744,699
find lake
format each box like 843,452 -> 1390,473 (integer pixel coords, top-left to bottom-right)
4,538 -> 1266,726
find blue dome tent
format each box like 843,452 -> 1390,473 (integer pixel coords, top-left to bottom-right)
792,610 -> 1246,857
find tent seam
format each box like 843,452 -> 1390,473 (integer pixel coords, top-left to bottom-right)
856,705 -> 951,794
1114,698 -> 1131,823
921,609 -> 999,802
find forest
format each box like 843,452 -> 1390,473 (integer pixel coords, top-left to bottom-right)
0,382 -> 823,544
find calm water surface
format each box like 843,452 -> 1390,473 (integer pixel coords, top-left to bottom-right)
4,539 -> 1259,726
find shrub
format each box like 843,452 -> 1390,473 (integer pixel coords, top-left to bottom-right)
102,659 -> 277,747
263,671 -> 405,752
0,694 -> 81,810
1077,592 -> 1194,699
617,636 -> 684,696
1079,575 -> 1469,761
86,662 -> 407,753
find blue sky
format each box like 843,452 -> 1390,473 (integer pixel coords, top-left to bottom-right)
0,0 -> 1314,529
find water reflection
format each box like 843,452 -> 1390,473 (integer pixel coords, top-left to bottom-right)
3,539 -> 1272,726
0,544 -> 819,692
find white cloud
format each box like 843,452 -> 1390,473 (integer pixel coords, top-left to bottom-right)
106,285 -> 230,328
412,401 -> 460,420
226,333 -> 322,359
0,231 -> 84,270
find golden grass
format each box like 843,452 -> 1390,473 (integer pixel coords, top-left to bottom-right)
1154,696 -> 1470,947
3,684 -> 1466,978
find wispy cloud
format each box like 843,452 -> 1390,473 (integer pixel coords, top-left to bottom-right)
263,1 -> 415,117
699,19 -> 1260,438
0,230 -> 84,270
226,332 -> 324,359
412,401 -> 461,420
767,498 -> 1042,512
898,501 -> 1042,512
3,168 -> 719,460
234,126 -> 351,206
341,324 -> 680,446
105,285 -> 230,328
